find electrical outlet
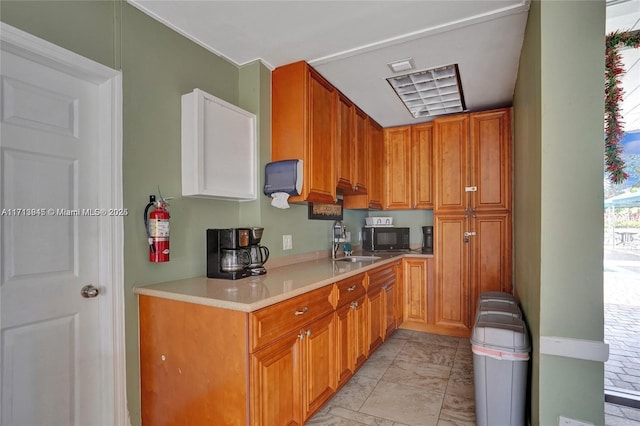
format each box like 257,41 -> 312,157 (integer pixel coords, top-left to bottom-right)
358,231 -> 362,242
558,416 -> 594,426
283,234 -> 293,250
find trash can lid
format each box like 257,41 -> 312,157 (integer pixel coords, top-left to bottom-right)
477,300 -> 522,318
478,291 -> 516,304
471,312 -> 531,353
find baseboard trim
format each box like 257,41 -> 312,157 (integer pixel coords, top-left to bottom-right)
540,335 -> 609,362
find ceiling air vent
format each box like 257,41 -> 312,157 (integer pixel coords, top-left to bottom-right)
387,64 -> 466,119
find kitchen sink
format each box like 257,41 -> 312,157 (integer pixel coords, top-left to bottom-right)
334,256 -> 381,262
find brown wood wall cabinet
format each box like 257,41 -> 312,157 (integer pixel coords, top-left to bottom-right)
272,61 -> 383,209
139,262 -> 404,425
382,123 -> 434,210
433,108 -> 512,336
272,61 -> 336,204
343,117 -> 384,209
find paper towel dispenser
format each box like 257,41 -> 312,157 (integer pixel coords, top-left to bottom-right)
263,159 -> 303,196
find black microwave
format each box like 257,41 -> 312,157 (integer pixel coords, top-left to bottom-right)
362,227 -> 410,252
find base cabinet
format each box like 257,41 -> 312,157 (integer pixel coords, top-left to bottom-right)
251,312 -> 336,425
301,313 -> 337,418
403,258 -> 429,326
334,274 -> 367,389
139,263 -> 408,426
251,332 -> 303,426
367,264 -> 397,352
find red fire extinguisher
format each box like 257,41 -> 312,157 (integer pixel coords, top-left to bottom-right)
144,195 -> 170,262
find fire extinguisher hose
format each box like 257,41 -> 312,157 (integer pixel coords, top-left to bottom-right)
144,195 -> 156,253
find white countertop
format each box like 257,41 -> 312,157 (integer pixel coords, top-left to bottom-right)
134,252 -> 432,312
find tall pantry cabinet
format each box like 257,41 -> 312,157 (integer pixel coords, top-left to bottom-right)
433,108 -> 512,335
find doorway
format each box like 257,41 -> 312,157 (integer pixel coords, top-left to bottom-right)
0,23 -> 127,425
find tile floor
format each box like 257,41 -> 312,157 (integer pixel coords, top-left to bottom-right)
306,327 -> 640,426
306,329 -> 475,425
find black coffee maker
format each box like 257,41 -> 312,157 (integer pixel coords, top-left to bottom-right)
422,226 -> 434,254
247,227 -> 270,276
207,228 -> 252,279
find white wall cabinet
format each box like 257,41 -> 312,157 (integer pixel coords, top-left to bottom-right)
181,88 -> 257,200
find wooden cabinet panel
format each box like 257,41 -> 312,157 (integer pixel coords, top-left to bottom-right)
383,126 -> 412,210
383,281 -> 396,339
367,265 -> 396,350
367,119 -> 384,209
251,332 -> 303,426
272,61 -> 336,203
308,71 -> 337,203
334,273 -> 366,308
393,261 -> 404,329
470,108 -> 512,212
434,114 -> 469,212
335,303 -> 352,387
336,93 -> 353,190
353,295 -> 368,369
367,285 -> 384,353
139,296 -> 249,426
470,212 -> 512,320
303,313 -> 336,419
250,285 -> 333,351
383,124 -> 433,210
353,107 -> 368,193
334,274 -> 366,388
403,258 -> 428,325
343,117 -> 383,210
411,123 -> 434,209
431,108 -> 512,337
434,215 -> 470,332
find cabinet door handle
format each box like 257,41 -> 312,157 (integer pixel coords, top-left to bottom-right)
347,285 -> 357,292
294,307 -> 308,316
306,329 -> 311,337
350,301 -> 359,309
298,332 -> 305,340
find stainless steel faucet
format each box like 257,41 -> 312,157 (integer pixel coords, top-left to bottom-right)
331,220 -> 346,260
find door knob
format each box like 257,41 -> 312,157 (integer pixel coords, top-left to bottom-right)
80,284 -> 100,298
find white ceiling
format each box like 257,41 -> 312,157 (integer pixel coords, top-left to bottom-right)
127,0 -> 638,130
127,0 -> 530,127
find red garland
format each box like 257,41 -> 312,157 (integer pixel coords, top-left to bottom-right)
605,30 -> 640,184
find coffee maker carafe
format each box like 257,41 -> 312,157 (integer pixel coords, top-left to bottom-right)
207,228 -> 252,279
247,227 -> 270,275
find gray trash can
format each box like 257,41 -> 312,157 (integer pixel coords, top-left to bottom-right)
471,311 -> 530,426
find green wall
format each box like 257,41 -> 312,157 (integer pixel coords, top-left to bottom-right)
513,1 -> 605,424
0,2 -> 434,423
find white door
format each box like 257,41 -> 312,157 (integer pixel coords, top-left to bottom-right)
0,24 -> 125,426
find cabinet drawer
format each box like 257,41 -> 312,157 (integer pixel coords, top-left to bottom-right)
367,265 -> 395,293
250,285 -> 333,352
334,274 -> 366,308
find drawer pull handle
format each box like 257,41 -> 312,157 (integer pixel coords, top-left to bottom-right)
347,285 -> 357,292
294,307 -> 308,316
